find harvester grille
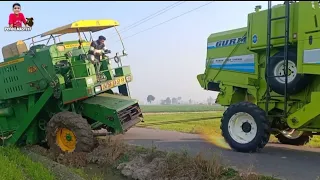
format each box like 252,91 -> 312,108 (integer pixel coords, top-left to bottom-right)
1,65 -> 24,95
117,103 -> 142,125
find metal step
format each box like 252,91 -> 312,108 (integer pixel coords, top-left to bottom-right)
271,16 -> 287,21
270,35 -> 287,40
267,75 -> 287,78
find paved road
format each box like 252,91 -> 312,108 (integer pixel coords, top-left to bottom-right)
115,127 -> 320,180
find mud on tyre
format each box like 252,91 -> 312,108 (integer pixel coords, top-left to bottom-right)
46,111 -> 95,153
220,102 -> 270,153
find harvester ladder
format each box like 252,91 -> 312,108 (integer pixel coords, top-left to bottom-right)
265,1 -> 291,117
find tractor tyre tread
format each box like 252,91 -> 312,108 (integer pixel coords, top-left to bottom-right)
46,111 -> 94,153
220,101 -> 270,153
275,133 -> 312,146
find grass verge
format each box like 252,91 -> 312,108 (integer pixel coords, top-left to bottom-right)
0,146 -> 55,180
139,112 -> 320,148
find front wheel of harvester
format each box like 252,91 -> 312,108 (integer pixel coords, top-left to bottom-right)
46,111 -> 95,153
275,130 -> 312,146
220,102 -> 270,153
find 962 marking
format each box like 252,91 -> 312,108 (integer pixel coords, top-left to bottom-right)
101,76 -> 126,91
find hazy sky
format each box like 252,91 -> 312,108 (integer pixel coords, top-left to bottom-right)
0,1 -> 282,103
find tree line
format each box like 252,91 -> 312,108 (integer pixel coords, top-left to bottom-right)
146,95 -> 216,105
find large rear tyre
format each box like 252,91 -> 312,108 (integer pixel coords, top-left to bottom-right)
275,130 -> 312,146
221,102 -> 270,153
46,111 -> 95,153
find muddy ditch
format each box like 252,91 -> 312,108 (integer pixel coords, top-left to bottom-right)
23,137 -> 279,180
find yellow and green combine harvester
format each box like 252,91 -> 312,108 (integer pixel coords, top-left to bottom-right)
0,19 -> 143,153
197,1 -> 320,152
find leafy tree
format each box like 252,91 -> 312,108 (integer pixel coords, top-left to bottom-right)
207,96 -> 214,105
172,97 -> 178,104
160,100 -> 166,105
177,97 -> 182,104
147,95 -> 155,104
165,97 -> 171,105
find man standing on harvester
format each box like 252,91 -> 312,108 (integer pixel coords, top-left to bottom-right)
88,35 -> 111,78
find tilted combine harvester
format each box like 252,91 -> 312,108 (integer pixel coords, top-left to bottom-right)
197,1 -> 320,152
0,19 -> 143,153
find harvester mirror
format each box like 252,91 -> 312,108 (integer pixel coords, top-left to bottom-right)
114,53 -> 120,63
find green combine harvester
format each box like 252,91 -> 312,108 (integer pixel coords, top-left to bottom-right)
197,1 -> 320,152
0,19 -> 143,153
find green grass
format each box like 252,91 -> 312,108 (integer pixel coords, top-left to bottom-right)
0,147 -> 55,180
140,112 -> 320,148
140,104 -> 226,113
139,112 -> 222,134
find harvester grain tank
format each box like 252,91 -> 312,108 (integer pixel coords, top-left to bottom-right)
0,19 -> 143,153
197,1 -> 320,152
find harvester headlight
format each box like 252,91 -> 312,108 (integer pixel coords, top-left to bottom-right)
94,86 -> 101,93
86,78 -> 94,86
125,75 -> 132,82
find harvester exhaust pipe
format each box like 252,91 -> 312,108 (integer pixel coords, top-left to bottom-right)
255,5 -> 262,12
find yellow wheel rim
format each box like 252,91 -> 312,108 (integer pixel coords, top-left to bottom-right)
56,128 -> 76,152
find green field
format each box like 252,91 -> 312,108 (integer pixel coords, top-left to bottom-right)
139,108 -> 320,148
0,147 -> 55,180
140,104 -> 226,113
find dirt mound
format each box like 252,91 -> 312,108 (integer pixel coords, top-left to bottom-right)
26,138 -> 275,180
26,137 -> 128,168
117,154 -> 167,180
87,138 -> 128,166
116,150 -> 274,180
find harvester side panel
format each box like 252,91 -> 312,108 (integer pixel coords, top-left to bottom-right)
247,3 -> 298,51
297,2 -> 320,74
204,28 -> 258,89
0,49 -> 55,100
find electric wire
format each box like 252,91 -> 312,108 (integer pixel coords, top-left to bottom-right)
111,1 -> 213,44
108,1 -> 185,40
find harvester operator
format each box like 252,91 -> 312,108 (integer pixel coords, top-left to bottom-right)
88,35 -> 111,75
